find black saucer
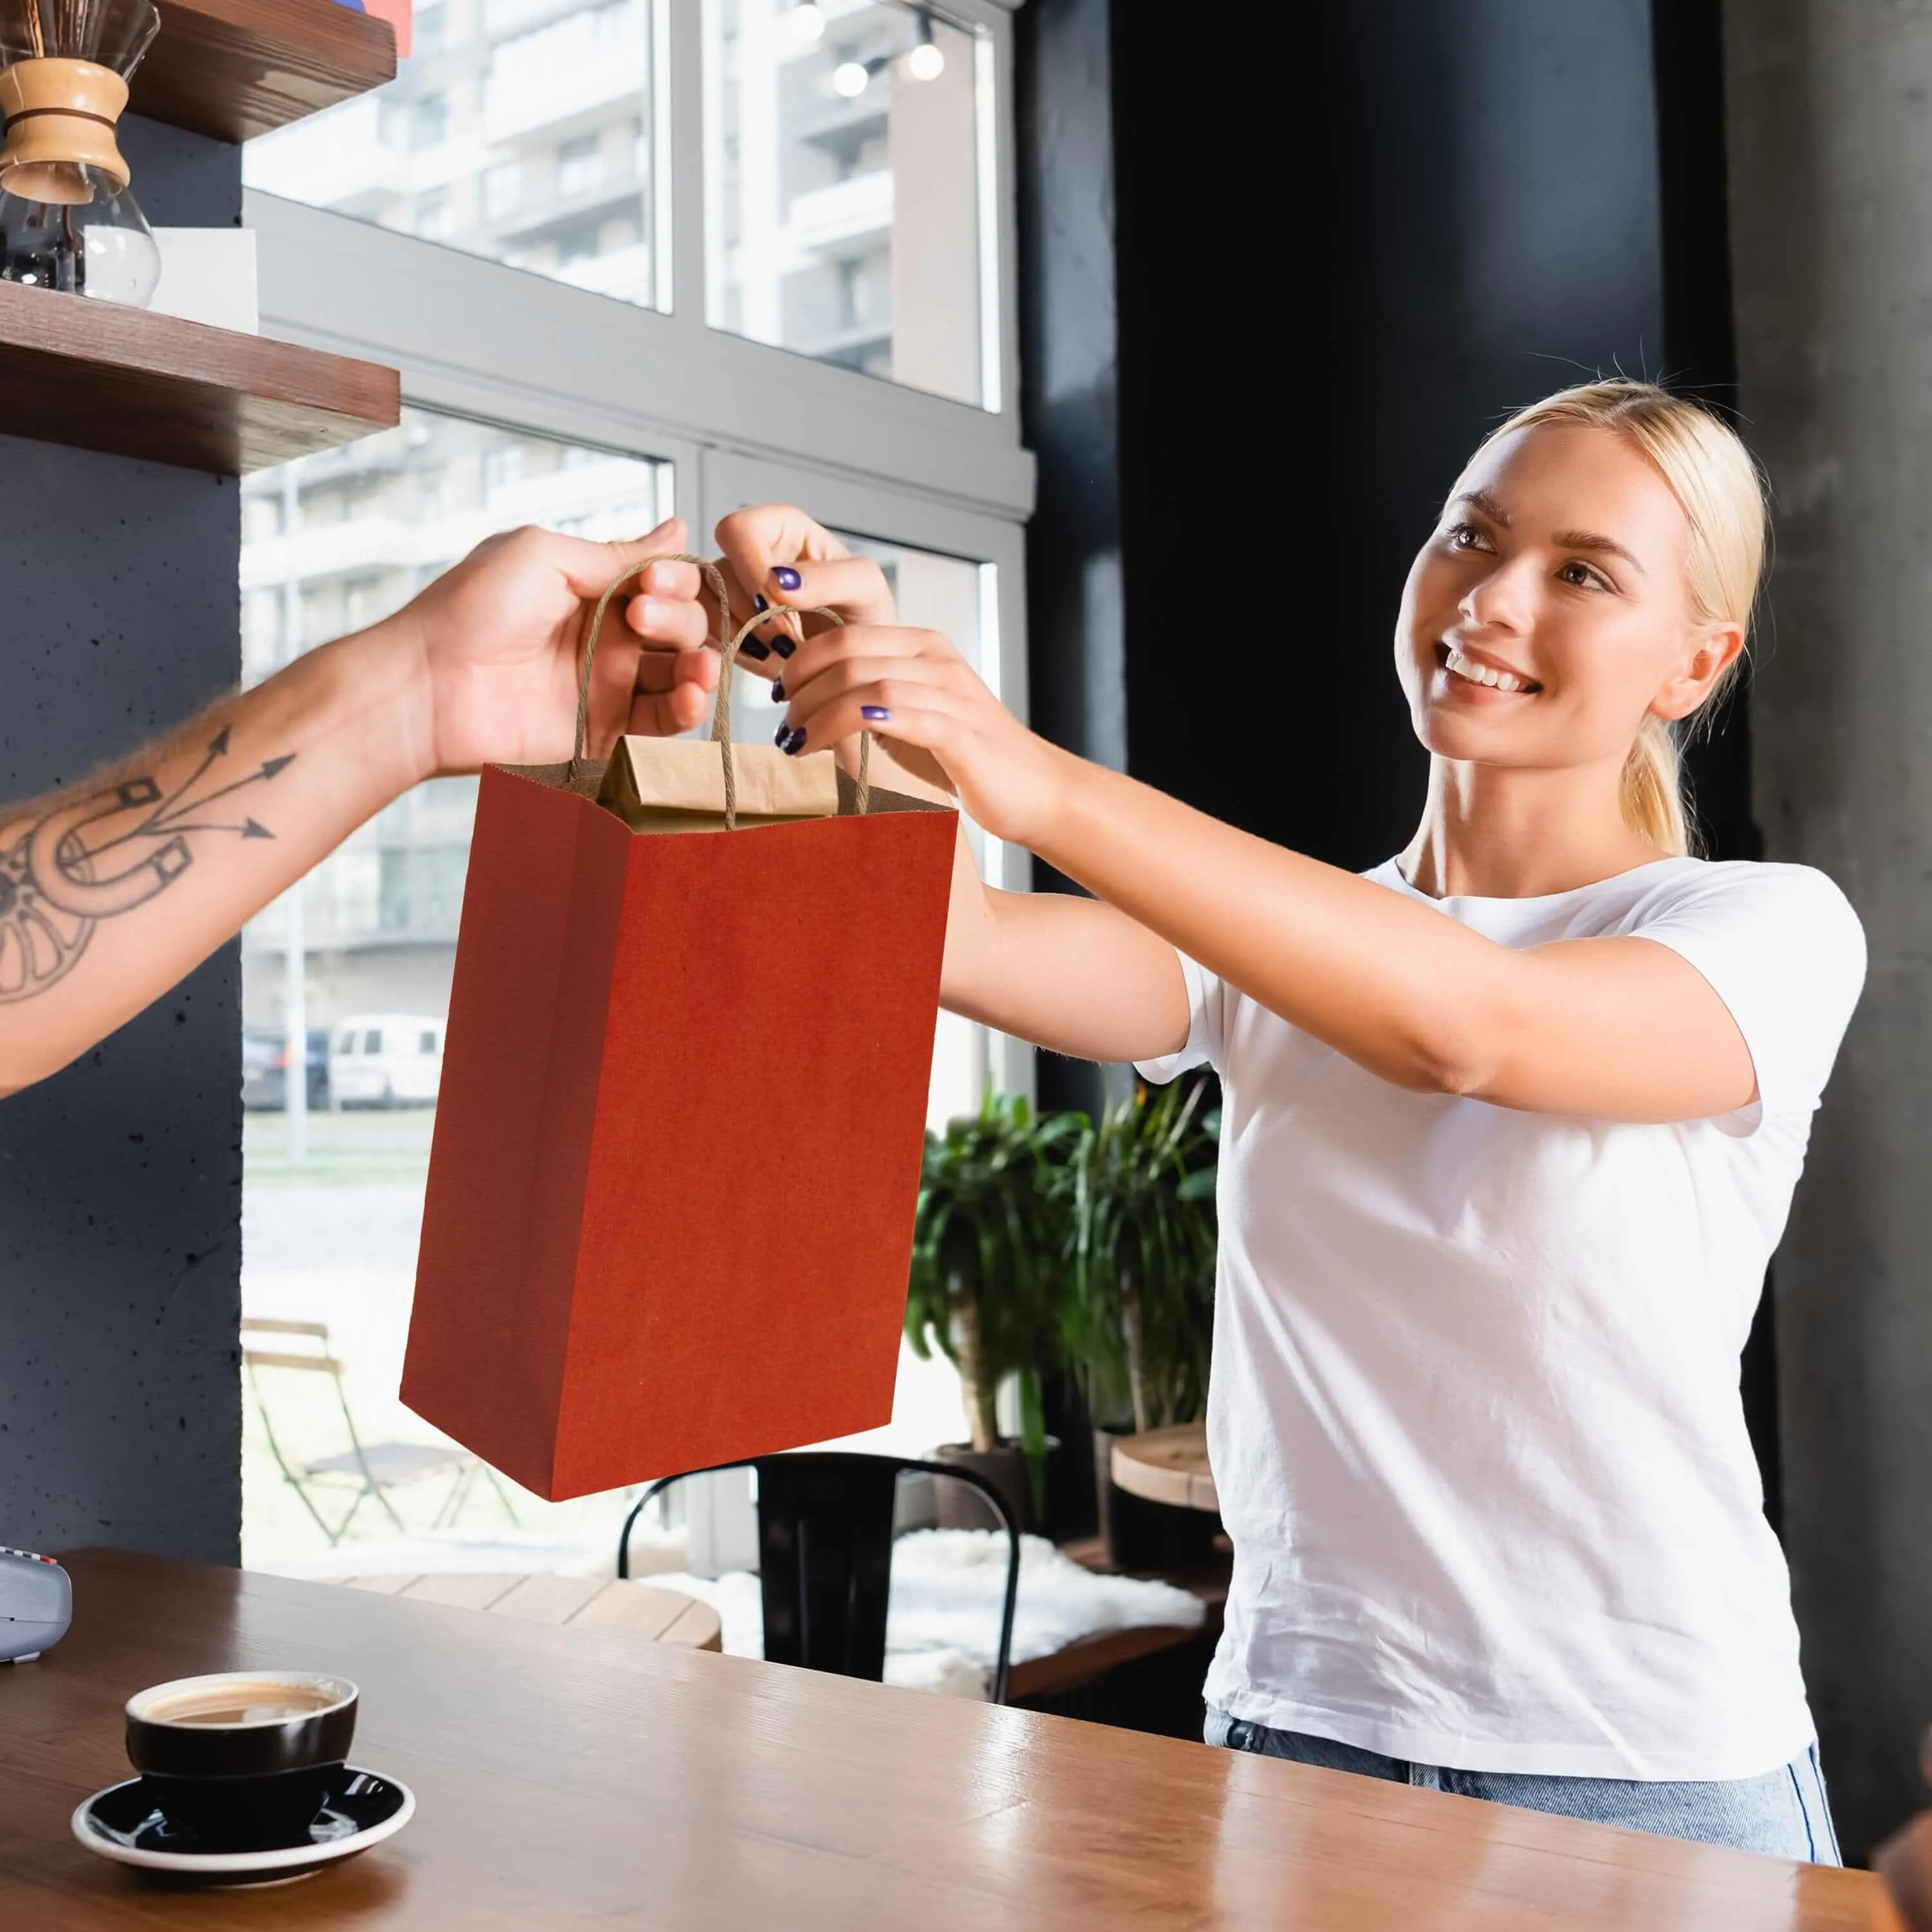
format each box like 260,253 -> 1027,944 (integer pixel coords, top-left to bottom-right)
73,1765 -> 413,1886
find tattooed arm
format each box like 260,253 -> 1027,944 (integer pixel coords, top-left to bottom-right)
0,519 -> 712,1096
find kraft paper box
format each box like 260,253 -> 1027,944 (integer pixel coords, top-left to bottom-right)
599,733 -> 839,833
401,738 -> 956,1501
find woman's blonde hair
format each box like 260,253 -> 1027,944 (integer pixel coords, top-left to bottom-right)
1462,380 -> 1767,857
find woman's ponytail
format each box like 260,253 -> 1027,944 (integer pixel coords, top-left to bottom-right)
1621,716 -> 1689,857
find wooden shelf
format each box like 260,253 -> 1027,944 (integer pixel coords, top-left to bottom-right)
132,0 -> 397,145
0,282 -> 399,474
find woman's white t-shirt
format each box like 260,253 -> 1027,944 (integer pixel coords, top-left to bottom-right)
1137,856 -> 1866,1780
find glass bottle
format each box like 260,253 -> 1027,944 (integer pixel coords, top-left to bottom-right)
0,0 -> 162,305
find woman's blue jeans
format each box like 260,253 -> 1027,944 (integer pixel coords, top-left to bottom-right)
1204,1708 -> 1842,1865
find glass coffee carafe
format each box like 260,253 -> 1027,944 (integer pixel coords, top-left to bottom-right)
0,0 -> 162,304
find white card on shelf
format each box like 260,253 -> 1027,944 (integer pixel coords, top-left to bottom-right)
145,228 -> 259,333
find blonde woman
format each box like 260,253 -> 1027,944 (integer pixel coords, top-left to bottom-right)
707,382 -> 1863,1860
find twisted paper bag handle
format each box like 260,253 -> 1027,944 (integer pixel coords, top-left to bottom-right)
568,553 -> 871,830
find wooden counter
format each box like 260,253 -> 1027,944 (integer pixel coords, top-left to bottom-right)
0,1548 -> 1885,1931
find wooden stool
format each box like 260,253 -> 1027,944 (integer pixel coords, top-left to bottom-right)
1111,1422 -> 1218,1513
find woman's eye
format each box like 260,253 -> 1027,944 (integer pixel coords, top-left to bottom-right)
1444,522 -> 1488,552
1557,560 -> 1608,591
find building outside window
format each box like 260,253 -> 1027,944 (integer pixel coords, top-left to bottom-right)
703,0 -> 992,403
415,188 -> 454,239
237,0 -> 1030,1575
557,132 -> 606,198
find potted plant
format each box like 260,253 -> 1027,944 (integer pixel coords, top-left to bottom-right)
1064,1077 -> 1219,1567
906,1088 -> 1083,1530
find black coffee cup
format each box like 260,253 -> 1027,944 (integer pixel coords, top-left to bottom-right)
124,1671 -> 358,1848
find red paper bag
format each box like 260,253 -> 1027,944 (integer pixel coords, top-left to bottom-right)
401,569 -> 956,1500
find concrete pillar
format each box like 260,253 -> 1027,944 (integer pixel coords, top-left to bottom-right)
1725,0 -> 1932,1854
0,116 -> 243,1564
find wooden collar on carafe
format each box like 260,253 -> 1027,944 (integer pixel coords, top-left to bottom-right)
0,59 -> 132,201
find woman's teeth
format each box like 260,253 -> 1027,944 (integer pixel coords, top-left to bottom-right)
1445,646 -> 1532,693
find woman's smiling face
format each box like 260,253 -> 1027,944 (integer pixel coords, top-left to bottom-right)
1395,422 -> 1727,775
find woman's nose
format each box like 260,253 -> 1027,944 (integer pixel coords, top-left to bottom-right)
1460,559 -> 1534,631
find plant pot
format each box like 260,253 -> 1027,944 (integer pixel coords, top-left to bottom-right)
931,1442 -> 1035,1535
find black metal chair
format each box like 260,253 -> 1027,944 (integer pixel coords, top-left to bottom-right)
617,1453 -> 1023,1705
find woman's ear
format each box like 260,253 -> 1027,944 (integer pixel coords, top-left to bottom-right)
1650,620 -> 1746,723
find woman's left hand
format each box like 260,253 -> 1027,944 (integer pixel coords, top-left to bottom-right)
776,620 -> 1068,847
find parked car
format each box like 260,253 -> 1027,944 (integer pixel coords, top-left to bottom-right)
329,1014 -> 446,1110
241,1027 -> 331,1111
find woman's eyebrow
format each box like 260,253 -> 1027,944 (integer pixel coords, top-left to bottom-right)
1552,529 -> 1646,574
1452,489 -> 1510,525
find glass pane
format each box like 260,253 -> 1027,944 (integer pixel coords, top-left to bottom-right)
238,409 -> 669,1575
244,0 -> 669,311
704,0 -> 991,406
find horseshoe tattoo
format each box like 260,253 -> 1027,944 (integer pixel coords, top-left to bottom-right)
25,779 -> 192,920
0,726 -> 294,1004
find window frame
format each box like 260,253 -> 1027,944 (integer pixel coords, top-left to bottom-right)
246,0 -> 1033,523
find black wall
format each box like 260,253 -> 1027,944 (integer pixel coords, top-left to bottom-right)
1016,0 -> 1126,1123
1018,0 -> 1776,1519
0,118 -> 245,1563
1025,0 -> 1754,897
1112,0 -> 1681,862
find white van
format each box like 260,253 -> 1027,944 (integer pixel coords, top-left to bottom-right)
329,1014 -> 446,1109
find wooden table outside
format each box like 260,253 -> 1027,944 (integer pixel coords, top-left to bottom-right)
1113,1421 -> 1220,1512
335,1563 -> 1200,1704
336,1573 -> 722,1651
0,1548 -> 1886,1931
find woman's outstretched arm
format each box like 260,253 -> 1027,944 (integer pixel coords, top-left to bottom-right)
709,507 -> 1191,1068
0,521 -> 713,1097
936,825 -> 1191,1063
763,607 -> 1764,1125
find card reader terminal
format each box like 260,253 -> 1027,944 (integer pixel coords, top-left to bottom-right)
0,1547 -> 71,1661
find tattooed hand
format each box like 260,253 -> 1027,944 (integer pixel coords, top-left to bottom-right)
382,516 -> 716,781
0,516 -> 715,1086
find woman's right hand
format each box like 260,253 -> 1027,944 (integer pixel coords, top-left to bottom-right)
670,505 -> 941,795
632,501 -> 891,671
777,617 -> 1072,848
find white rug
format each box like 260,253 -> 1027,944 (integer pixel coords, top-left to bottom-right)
645,1528 -> 1204,1702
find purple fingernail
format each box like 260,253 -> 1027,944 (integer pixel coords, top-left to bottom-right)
771,677 -> 785,701
780,727 -> 807,756
862,706 -> 890,722
739,636 -> 771,662
773,723 -> 791,748
753,593 -> 769,611
775,567 -> 802,591
772,633 -> 796,659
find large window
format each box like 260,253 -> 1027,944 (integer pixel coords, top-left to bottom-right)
238,0 -> 1030,1577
